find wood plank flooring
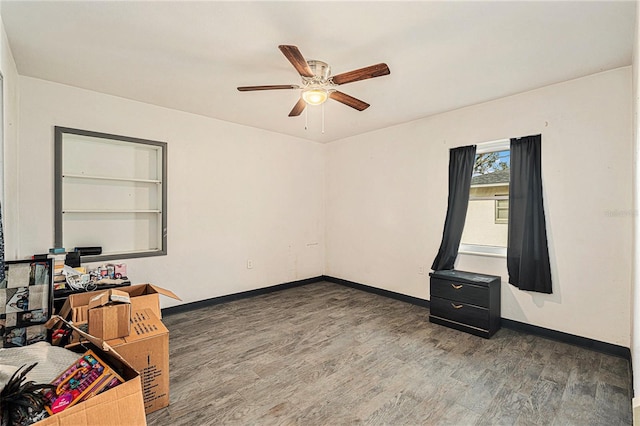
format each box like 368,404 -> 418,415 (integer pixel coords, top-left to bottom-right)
146,282 -> 632,425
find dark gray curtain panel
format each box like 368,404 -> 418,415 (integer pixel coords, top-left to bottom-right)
507,135 -> 552,293
431,145 -> 476,271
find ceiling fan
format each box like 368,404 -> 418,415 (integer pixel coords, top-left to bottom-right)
237,45 -> 390,117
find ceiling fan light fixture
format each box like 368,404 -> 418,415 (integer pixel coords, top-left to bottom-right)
302,88 -> 328,105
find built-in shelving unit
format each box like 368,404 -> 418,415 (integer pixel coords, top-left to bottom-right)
55,127 -> 167,261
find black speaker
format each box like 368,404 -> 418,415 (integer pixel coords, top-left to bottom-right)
74,246 -> 102,256
65,251 -> 81,267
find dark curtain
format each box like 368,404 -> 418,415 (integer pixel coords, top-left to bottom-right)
507,135 -> 552,293
431,145 -> 476,271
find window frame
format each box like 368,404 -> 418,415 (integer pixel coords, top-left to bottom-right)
54,127 -> 167,262
459,139 -> 510,258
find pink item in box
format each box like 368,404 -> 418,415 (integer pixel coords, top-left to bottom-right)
114,264 -> 127,279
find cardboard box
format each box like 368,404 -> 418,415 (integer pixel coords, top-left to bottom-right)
67,309 -> 171,414
60,284 -> 180,321
88,290 -> 131,340
122,284 -> 180,318
56,286 -> 177,415
105,309 -> 169,414
88,305 -> 130,340
88,289 -> 131,308
38,316 -> 147,426
108,309 -> 169,414
43,349 -> 126,415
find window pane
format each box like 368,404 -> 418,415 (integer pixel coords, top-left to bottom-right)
461,199 -> 508,247
473,150 -> 510,177
462,148 -> 510,249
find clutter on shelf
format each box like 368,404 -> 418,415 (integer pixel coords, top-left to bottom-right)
58,263 -> 129,293
35,247 -> 129,293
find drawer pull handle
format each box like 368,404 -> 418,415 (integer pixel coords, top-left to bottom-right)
451,284 -> 463,290
451,303 -> 464,309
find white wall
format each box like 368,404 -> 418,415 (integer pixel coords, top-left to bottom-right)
0,13 -> 19,258
631,0 -> 640,403
327,67 -> 633,347
12,76 -> 325,308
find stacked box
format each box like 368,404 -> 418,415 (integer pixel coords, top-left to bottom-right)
57,284 -> 180,414
87,290 -> 131,340
107,309 -> 170,413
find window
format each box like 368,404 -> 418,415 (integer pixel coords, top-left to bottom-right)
495,199 -> 509,224
55,127 -> 167,261
459,139 -> 510,257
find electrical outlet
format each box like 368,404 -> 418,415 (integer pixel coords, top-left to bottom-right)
418,266 -> 425,275
247,260 -> 254,269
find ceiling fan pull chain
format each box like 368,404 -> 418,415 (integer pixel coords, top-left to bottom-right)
322,104 -> 325,134
305,107 -> 308,130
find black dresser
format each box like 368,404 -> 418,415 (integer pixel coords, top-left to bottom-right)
429,270 -> 501,338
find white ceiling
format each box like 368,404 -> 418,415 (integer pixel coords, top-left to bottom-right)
0,1 -> 635,143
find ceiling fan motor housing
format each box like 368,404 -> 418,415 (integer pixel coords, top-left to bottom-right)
306,60 -> 331,83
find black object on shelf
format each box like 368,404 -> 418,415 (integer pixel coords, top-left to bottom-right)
429,269 -> 501,338
32,253 -> 49,261
73,247 -> 102,256
74,246 -> 102,256
65,251 -> 81,267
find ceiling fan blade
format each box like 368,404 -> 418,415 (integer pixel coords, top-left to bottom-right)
329,91 -> 370,111
237,85 -> 299,91
288,98 -> 306,117
278,45 -> 314,78
331,63 -> 390,85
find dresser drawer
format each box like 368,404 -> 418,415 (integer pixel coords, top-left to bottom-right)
430,296 -> 490,330
430,277 -> 489,308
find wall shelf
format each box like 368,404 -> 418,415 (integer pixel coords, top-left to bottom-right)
63,174 -> 162,184
55,126 -> 167,260
62,210 -> 162,214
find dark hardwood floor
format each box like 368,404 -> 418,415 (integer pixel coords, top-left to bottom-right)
146,282 -> 632,425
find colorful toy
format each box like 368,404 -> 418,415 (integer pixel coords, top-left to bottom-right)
43,350 -> 124,415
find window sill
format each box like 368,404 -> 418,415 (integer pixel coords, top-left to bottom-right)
459,244 -> 507,258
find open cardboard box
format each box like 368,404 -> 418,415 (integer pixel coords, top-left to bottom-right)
66,310 -> 171,414
117,284 -> 180,319
61,308 -> 172,414
64,310 -> 170,414
39,316 -> 146,426
58,284 -> 180,320
54,284 -> 179,415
